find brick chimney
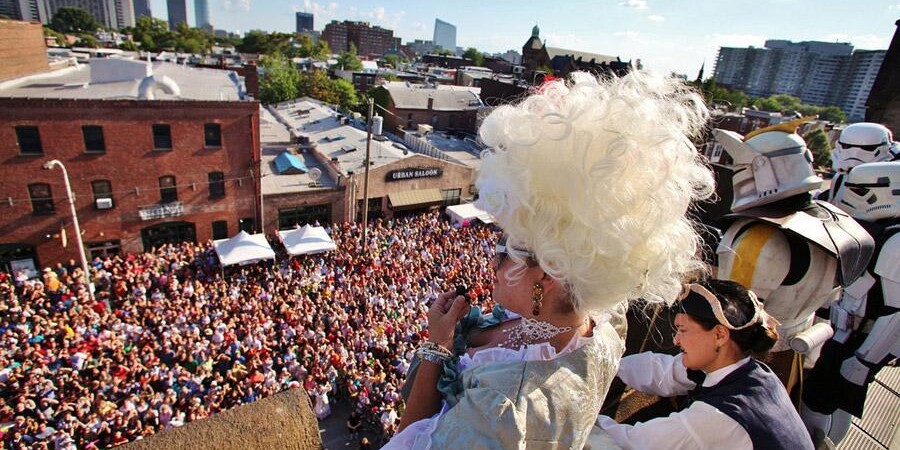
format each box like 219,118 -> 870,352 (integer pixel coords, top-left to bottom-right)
244,62 -> 260,99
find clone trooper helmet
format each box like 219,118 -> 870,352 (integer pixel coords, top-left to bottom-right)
832,123 -> 898,174
832,161 -> 900,222
713,123 -> 822,212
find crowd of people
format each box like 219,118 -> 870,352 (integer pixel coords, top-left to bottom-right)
0,212 -> 499,449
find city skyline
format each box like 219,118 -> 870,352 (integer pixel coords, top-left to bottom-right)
146,0 -> 898,76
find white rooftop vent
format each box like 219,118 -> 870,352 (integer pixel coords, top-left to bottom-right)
138,75 -> 181,100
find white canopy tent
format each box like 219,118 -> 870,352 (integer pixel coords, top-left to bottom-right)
445,203 -> 495,227
278,224 -> 337,256
213,231 -> 276,266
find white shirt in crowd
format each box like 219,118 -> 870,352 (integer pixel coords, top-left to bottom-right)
596,352 -> 754,450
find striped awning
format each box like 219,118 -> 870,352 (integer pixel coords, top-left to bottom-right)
388,188 -> 443,209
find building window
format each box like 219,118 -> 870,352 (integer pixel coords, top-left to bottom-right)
15,126 -> 42,155
82,125 -> 105,153
159,176 -> 177,203
211,220 -> 229,240
153,124 -> 172,150
28,183 -> 54,215
278,204 -> 332,229
204,123 -> 222,147
355,197 -> 382,222
208,171 -> 225,198
441,188 -> 461,208
91,180 -> 114,209
239,217 -> 255,233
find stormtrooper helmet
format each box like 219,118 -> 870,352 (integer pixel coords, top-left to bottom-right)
832,123 -> 898,174
832,161 -> 900,222
714,126 -> 823,212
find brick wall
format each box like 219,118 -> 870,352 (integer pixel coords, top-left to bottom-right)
262,154 -> 474,229
0,98 -> 261,265
0,20 -> 50,82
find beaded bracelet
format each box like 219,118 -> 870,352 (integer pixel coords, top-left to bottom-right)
420,341 -> 453,357
415,341 -> 453,365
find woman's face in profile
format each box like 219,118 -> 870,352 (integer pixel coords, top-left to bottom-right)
673,313 -> 719,372
490,236 -> 535,317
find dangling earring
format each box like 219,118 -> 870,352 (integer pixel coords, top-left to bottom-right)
532,282 -> 543,316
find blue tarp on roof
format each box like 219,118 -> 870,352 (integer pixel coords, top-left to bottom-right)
274,151 -> 308,174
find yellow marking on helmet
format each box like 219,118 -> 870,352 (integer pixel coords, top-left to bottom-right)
730,224 -> 777,289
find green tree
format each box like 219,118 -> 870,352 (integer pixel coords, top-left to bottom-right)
367,86 -> 391,118
50,7 -> 99,34
330,78 -> 358,111
803,128 -> 832,169
383,54 -> 400,68
118,40 -> 138,51
335,43 -> 363,71
463,47 -> 484,66
43,27 -> 67,47
817,106 -> 847,124
127,16 -> 175,51
76,34 -> 100,48
382,73 -> 399,82
258,55 -> 300,104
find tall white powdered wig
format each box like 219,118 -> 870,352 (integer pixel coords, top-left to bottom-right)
475,71 -> 715,314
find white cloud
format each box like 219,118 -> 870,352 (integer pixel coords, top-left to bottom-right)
223,0 -> 251,12
889,4 -> 900,10
294,1 -> 340,23
613,31 -> 641,40
618,0 -> 649,9
647,14 -> 665,22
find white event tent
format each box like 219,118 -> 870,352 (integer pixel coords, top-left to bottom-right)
213,231 -> 276,266
445,203 -> 495,227
278,224 -> 337,256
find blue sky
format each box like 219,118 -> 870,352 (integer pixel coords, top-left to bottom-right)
150,0 -> 898,76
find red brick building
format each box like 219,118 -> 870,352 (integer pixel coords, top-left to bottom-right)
375,83 -> 483,133
321,20 -> 396,58
0,59 -> 260,273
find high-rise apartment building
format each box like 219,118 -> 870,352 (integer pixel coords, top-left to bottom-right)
166,0 -> 186,30
42,0 -> 134,29
433,18 -> 456,51
321,20 -> 395,57
132,0 -> 150,20
295,11 -> 313,34
194,0 -> 210,29
0,0 -> 49,23
713,40 -> 885,121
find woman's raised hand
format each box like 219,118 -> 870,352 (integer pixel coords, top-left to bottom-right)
426,290 -> 471,348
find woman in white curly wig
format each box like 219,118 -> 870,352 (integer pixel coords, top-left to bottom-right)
384,70 -> 715,450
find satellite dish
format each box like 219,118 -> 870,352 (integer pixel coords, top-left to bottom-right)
308,168 -> 322,186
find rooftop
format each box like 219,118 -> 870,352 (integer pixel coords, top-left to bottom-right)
381,82 -> 483,110
0,59 -> 246,101
261,99 -> 410,196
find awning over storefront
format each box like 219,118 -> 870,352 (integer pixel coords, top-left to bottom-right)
388,188 -> 443,210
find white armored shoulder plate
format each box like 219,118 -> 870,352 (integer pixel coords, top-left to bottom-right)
875,232 -> 900,308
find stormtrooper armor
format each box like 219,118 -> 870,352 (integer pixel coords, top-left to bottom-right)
713,123 -> 874,392
801,162 -> 900,445
831,123 -> 899,174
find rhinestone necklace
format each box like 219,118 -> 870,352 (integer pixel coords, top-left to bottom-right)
498,317 -> 574,349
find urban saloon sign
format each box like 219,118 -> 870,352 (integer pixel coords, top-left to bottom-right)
386,167 -> 443,182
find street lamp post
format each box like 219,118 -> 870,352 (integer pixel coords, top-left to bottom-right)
43,159 -> 93,300
361,98 -> 374,253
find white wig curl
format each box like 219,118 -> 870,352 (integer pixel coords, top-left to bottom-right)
476,71 -> 714,313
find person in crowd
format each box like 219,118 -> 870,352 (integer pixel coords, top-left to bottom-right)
386,70 -> 715,449
0,212 -> 497,449
596,280 -> 814,450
